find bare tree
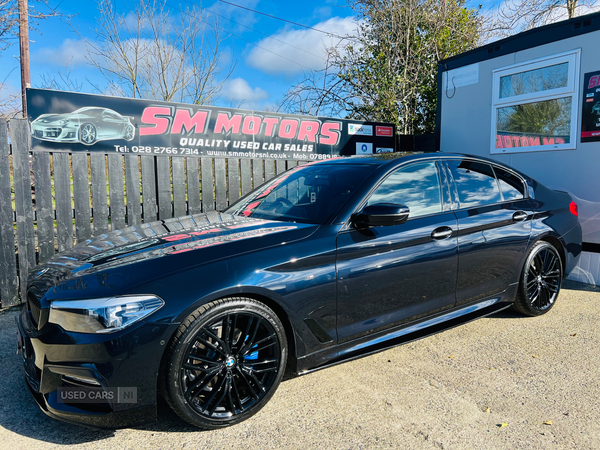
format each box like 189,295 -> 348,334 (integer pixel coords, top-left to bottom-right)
0,0 -> 17,52
38,57 -> 83,92
494,0 -> 600,36
1,0 -> 60,49
278,49 -> 356,118
76,0 -> 235,104
1,0 -> 62,117
0,80 -> 21,117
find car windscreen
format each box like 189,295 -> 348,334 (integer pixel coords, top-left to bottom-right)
225,163 -> 375,224
73,108 -> 102,117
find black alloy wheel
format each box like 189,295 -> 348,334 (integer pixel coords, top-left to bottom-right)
513,241 -> 563,316
162,298 -> 287,429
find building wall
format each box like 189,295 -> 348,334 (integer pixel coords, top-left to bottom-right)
439,33 -> 600,284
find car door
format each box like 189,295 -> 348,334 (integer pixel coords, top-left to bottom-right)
336,160 -> 458,342
445,158 -> 533,306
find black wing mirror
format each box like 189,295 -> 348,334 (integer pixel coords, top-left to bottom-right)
352,203 -> 410,228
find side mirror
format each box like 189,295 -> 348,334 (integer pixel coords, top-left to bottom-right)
352,203 -> 410,228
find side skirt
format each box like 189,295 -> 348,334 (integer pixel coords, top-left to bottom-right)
295,284 -> 517,375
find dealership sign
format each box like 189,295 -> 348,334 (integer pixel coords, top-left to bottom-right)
27,89 -> 396,160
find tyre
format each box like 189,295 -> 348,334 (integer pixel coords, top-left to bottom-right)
513,241 -> 563,316
79,123 -> 97,145
124,124 -> 135,141
162,297 -> 287,429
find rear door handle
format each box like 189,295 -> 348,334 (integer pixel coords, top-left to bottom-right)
431,226 -> 453,240
512,211 -> 527,222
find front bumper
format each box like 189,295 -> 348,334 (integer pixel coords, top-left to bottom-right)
17,306 -> 172,428
31,123 -> 79,143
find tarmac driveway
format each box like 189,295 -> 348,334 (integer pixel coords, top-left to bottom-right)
1,280 -> 599,450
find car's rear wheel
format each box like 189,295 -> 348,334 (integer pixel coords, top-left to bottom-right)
124,124 -> 135,141
79,123 -> 97,145
162,298 -> 287,429
513,241 -> 563,316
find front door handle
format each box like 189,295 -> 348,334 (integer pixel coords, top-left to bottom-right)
431,226 -> 453,240
512,211 -> 527,222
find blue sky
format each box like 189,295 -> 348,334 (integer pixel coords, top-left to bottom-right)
2,0 -> 500,112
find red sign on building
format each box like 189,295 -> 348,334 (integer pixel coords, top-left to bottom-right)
376,126 -> 393,137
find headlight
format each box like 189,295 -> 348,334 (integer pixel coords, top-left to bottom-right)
49,295 -> 164,334
59,118 -> 69,126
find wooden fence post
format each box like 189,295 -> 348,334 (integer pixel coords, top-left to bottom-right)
32,152 -> 55,263
125,155 -> 142,226
10,119 -> 36,302
140,155 -> 157,222
72,153 -> 93,241
53,152 -> 73,252
0,120 -> 19,306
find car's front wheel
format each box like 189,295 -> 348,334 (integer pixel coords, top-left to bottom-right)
79,123 -> 97,145
513,241 -> 563,316
162,297 -> 287,429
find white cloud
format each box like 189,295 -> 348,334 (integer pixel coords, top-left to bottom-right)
312,6 -> 333,19
220,77 -> 269,109
123,11 -> 142,29
34,38 -> 89,67
207,0 -> 262,31
246,16 -> 357,76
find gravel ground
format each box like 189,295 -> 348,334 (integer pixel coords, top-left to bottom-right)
1,280 -> 599,450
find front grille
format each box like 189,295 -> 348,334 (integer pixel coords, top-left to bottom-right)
27,290 -> 42,327
44,128 -> 62,138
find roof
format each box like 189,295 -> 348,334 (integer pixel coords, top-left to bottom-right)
439,10 -> 600,71
314,152 -> 422,167
299,152 -> 534,184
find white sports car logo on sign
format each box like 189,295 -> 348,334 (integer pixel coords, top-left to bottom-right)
31,107 -> 135,146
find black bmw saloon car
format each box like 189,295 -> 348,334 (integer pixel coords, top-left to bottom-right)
17,153 -> 582,429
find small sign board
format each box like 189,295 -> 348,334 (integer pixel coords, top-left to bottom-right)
444,63 -> 479,90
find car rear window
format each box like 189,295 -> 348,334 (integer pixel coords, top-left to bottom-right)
493,166 -> 525,201
447,160 -> 502,208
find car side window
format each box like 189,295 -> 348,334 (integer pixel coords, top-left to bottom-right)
87,109 -> 102,118
493,166 -> 525,201
447,160 -> 502,208
367,161 -> 442,218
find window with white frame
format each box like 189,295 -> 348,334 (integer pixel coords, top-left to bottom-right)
491,50 -> 580,154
